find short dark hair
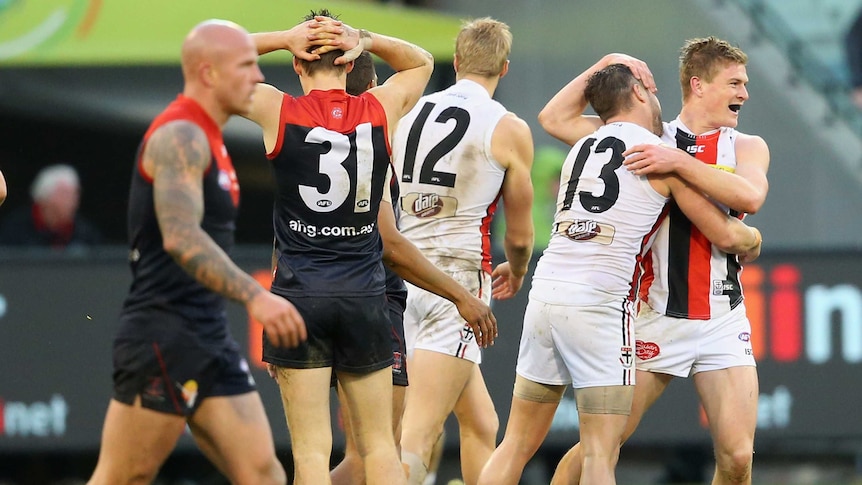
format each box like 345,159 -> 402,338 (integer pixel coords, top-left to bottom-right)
584,64 -> 637,122
299,9 -> 347,76
346,51 -> 376,95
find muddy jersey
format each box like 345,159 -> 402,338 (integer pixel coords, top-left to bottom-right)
268,89 -> 391,297
532,122 -> 669,306
392,79 -> 507,274
639,117 -> 743,319
122,94 -> 240,332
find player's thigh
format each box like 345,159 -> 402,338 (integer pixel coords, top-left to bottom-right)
693,365 -> 758,448
276,366 -> 335,452
623,370 -> 673,443
452,364 -> 497,435
338,367 -> 397,450
405,349 -> 475,427
515,298 -> 572,387
188,392 -> 280,480
91,397 -> 186,482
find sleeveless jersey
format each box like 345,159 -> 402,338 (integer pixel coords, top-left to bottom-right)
532,122 -> 669,306
391,79 -> 507,274
639,117 -> 743,319
122,94 -> 240,330
269,89 -> 390,297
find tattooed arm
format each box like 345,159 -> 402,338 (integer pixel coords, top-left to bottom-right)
143,120 -> 306,347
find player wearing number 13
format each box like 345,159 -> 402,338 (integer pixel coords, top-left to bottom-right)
241,10 -> 433,485
476,64 -> 762,485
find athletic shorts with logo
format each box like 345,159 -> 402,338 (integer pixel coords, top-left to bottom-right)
635,303 -> 756,377
404,270 -> 491,364
516,288 -> 636,389
112,308 -> 256,417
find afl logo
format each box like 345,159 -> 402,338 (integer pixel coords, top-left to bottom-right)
218,170 -> 232,191
738,332 -> 751,342
412,193 -> 442,218
566,219 -> 600,241
331,107 -> 343,119
357,199 -> 369,208
317,200 -> 333,208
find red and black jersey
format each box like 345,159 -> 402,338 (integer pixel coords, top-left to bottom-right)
122,95 -> 239,336
268,89 -> 391,297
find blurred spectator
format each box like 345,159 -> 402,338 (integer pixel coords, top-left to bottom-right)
0,164 -> 101,249
0,169 -> 6,207
845,7 -> 862,109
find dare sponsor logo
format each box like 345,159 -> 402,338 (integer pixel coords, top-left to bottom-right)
635,340 -> 660,361
412,193 -> 443,218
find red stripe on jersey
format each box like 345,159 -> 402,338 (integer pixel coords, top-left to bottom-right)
480,193 -> 500,275
694,131 -> 720,165
630,205 -> 669,301
686,225 -> 713,317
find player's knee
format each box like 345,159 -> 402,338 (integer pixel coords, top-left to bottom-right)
234,456 -> 286,485
715,446 -> 753,483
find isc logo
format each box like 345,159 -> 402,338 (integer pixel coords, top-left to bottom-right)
686,145 -> 706,154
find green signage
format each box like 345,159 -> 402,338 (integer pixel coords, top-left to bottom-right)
0,0 -> 460,66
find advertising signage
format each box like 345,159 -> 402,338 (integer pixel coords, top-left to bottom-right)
0,249 -> 860,452
0,0 -> 461,66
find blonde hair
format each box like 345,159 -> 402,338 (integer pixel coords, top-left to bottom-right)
679,36 -> 748,100
455,17 -> 511,77
30,164 -> 79,201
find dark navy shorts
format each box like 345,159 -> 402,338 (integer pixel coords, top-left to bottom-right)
112,309 -> 255,417
263,293 -> 394,375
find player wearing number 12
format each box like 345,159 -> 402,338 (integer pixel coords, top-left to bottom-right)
241,10 -> 433,485
393,17 -> 535,485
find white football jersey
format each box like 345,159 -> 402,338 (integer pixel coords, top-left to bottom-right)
532,122 -> 669,306
392,79 -> 508,273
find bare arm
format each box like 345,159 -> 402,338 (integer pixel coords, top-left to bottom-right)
145,121 -> 306,347
490,114 -> 535,299
662,175 -> 761,256
357,30 -> 434,129
538,53 -> 655,146
378,203 -> 497,346
0,170 -> 6,207
624,133 -> 770,214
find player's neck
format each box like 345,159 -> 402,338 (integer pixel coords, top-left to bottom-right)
300,74 -> 346,95
677,107 -> 717,136
456,74 -> 499,97
183,88 -> 229,127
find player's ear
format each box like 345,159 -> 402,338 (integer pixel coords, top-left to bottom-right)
200,62 -> 216,87
292,57 -> 302,76
690,76 -> 702,97
499,59 -> 510,79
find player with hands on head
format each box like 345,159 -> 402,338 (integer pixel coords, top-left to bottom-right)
243,10 -> 434,485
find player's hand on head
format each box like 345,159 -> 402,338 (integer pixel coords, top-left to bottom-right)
248,291 -> 307,348
458,296 -> 497,348
491,261 -> 524,300
605,53 -> 656,93
288,16 -> 344,61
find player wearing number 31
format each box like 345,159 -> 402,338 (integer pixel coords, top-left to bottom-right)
240,10 -> 433,485
476,64 -> 762,485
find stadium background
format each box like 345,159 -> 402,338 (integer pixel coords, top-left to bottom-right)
2,0 -> 862,483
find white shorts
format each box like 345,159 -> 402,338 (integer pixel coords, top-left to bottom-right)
515,296 -> 635,389
404,270 -> 491,364
635,303 -> 756,377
